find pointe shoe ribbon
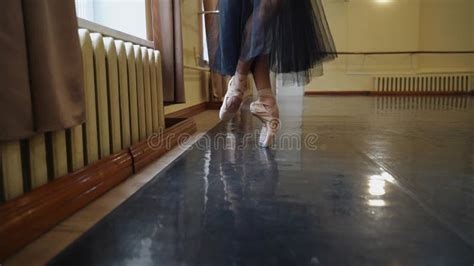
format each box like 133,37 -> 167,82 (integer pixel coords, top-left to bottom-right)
250,101 -> 280,148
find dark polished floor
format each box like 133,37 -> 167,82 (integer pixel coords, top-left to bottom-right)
50,96 -> 474,266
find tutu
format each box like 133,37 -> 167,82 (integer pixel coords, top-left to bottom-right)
206,0 -> 337,86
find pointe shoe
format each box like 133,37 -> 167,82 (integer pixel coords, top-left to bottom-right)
219,76 -> 245,121
250,100 -> 280,148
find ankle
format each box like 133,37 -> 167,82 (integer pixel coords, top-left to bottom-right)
234,72 -> 248,89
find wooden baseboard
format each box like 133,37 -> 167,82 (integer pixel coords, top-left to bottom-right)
166,102 -> 208,119
305,91 -> 474,96
0,151 -> 133,261
130,118 -> 197,172
0,117 -> 198,262
370,91 -> 474,96
165,101 -> 223,119
305,91 -> 371,96
206,101 -> 223,110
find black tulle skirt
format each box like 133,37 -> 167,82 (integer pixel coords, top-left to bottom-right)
206,0 -> 337,85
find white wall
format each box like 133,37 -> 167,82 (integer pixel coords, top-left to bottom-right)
418,0 -> 472,73
306,0 -> 474,92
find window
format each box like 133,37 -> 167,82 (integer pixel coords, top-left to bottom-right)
200,1 -> 209,63
75,0 -> 148,40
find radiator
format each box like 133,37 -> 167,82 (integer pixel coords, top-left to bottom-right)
374,74 -> 472,94
376,96 -> 471,113
0,29 -> 165,201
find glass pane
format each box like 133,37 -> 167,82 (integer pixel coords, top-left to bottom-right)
75,0 -> 147,40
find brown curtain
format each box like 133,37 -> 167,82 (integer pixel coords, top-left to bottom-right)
203,0 -> 228,101
0,0 -> 85,141
151,0 -> 185,103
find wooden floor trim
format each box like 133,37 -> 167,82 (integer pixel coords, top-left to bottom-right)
305,91 -> 474,96
130,118 -> 197,172
369,91 -> 474,96
0,117 -> 198,262
305,91 -> 371,96
0,151 -> 133,261
165,101 -> 223,119
206,101 -> 223,110
166,102 -> 208,119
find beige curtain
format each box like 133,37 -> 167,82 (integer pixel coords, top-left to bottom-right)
151,0 -> 185,103
0,0 -> 85,141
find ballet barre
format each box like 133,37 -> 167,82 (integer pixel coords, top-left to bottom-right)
198,10 -> 220,15
184,65 -> 211,72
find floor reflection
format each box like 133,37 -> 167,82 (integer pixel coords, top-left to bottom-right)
50,96 -> 474,266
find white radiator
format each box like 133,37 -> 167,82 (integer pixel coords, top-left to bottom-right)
374,74 -> 472,94
375,96 -> 471,113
